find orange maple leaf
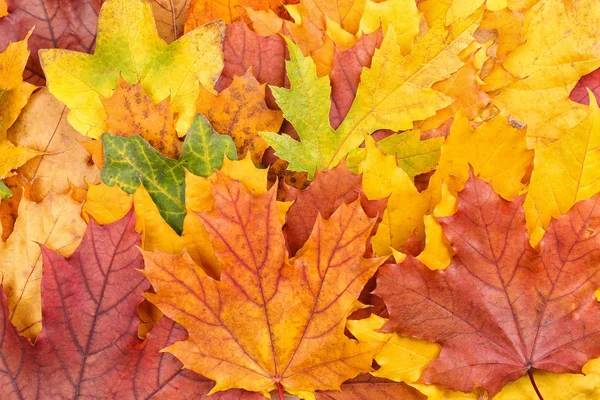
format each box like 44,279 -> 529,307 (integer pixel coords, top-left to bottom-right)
142,174 -> 384,397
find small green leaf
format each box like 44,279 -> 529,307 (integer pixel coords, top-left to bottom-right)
101,114 -> 237,234
0,181 -> 11,200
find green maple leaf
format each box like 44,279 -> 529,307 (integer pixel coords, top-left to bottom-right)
262,15 -> 479,178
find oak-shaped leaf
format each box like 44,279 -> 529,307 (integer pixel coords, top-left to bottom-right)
142,174 -> 385,396
101,114 -> 236,234
375,174 -> 600,397
0,211 -> 259,399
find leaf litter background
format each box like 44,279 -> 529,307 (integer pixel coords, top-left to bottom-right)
3,0 -> 600,399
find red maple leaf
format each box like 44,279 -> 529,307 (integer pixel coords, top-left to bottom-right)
375,175 -> 600,397
0,211 -> 260,399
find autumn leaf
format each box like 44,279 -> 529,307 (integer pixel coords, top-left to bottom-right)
0,211 -> 260,399
0,0 -> 7,18
39,0 -> 225,138
0,0 -> 103,85
491,0 -> 600,145
524,95 -> 600,247
7,88 -> 100,202
0,33 -> 39,195
151,0 -> 191,43
283,161 -> 386,256
101,114 -> 236,234
375,174 -> 600,397
0,191 -> 86,338
143,175 -> 384,397
263,14 -> 480,177
198,70 -> 283,164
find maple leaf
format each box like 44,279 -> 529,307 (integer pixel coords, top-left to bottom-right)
216,22 -> 286,96
283,161 -> 386,256
262,14 -> 480,177
524,95 -> 600,248
0,192 -> 86,338
150,0 -> 191,43
198,70 -> 284,164
39,0 -> 225,138
0,211 -> 261,399
375,174 -> 600,397
0,33 -> 39,196
0,0 -> 103,85
490,0 -> 600,145
0,0 -> 6,17
101,114 -> 236,234
7,88 -> 100,202
142,174 -> 384,397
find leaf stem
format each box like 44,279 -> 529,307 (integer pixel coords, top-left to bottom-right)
527,369 -> 545,400
277,383 -> 285,400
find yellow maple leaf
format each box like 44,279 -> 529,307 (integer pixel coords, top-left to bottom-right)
39,0 -> 224,139
524,94 -> 600,247
0,192 -> 86,338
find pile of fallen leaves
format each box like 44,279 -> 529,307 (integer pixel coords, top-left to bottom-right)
2,0 -> 600,398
